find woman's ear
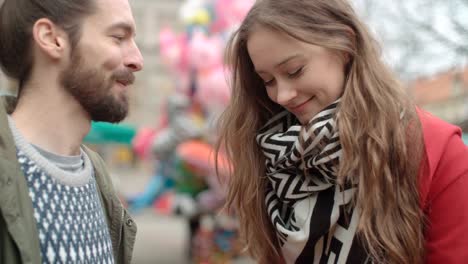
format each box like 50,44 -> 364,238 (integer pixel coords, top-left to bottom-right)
32,18 -> 69,60
343,52 -> 351,65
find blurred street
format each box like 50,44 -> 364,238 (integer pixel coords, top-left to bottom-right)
110,164 -> 254,264
132,210 -> 189,264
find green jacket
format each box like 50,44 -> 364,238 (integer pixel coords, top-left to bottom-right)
0,98 -> 137,264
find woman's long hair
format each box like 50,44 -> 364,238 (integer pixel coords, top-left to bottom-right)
216,0 -> 426,263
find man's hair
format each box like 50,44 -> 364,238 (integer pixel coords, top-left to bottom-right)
0,0 -> 97,88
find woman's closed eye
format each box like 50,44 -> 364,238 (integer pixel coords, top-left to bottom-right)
262,67 -> 303,87
264,78 -> 275,87
288,67 -> 304,78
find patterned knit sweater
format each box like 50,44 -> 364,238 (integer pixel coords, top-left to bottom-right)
9,117 -> 114,264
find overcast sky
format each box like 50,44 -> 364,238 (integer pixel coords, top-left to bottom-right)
352,0 -> 467,80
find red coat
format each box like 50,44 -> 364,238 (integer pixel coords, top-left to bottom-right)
418,109 -> 468,263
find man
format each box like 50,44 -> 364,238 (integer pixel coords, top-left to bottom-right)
0,0 -> 143,263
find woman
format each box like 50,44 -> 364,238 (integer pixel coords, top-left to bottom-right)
216,0 -> 468,263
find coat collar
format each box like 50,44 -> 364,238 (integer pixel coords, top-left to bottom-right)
0,97 -> 42,263
0,97 -> 19,166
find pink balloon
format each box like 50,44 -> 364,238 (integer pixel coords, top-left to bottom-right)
132,127 -> 158,160
196,66 -> 231,109
159,27 -> 190,74
189,30 -> 223,70
213,0 -> 254,32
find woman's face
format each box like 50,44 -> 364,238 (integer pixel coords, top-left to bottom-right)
247,26 -> 346,124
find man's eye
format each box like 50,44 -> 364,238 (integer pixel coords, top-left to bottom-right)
112,36 -> 124,41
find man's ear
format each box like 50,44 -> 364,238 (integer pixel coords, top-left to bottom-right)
32,18 -> 69,60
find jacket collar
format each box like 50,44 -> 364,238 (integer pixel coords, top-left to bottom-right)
0,97 -> 20,173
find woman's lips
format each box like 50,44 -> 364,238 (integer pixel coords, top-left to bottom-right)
290,97 -> 313,114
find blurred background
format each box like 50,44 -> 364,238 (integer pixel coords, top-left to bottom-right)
1,0 -> 467,263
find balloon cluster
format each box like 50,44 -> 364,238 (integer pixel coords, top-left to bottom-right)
131,2 -> 254,261
159,0 -> 254,111
134,0 -> 254,160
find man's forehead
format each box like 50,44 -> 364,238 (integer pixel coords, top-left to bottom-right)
108,21 -> 136,35
94,0 -> 134,19
89,0 -> 136,30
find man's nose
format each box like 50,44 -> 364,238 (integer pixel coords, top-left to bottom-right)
125,41 -> 144,72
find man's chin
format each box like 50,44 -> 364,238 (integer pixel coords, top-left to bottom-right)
111,87 -> 129,103
91,112 -> 128,123
89,103 -> 129,123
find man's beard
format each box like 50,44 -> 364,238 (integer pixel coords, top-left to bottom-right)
59,49 -> 135,123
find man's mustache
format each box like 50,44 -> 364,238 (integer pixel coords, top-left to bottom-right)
113,69 -> 135,85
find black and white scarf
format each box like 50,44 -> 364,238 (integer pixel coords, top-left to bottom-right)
256,100 -> 364,264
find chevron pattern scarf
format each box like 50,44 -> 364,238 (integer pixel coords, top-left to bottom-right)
256,100 -> 364,264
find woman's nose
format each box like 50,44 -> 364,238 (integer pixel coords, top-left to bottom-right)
274,81 -> 298,106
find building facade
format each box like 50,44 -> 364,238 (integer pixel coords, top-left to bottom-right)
126,0 -> 184,126
409,68 -> 468,131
